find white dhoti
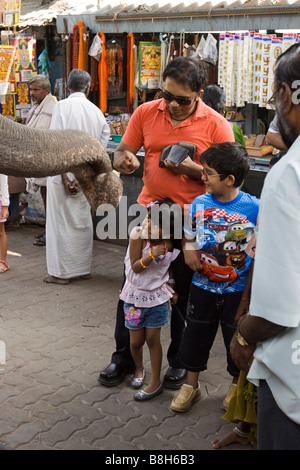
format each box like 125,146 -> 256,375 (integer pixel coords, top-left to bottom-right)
46,176 -> 93,279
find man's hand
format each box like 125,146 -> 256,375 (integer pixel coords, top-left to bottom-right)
164,157 -> 203,179
61,173 -> 79,195
230,334 -> 256,372
114,144 -> 140,175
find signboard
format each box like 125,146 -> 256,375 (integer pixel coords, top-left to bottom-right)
0,0 -> 21,27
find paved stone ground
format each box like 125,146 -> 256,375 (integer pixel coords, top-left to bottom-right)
0,224 -> 252,452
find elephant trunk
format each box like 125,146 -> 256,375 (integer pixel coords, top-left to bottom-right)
0,114 -> 123,210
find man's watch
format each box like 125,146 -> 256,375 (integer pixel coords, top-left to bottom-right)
236,332 -> 249,347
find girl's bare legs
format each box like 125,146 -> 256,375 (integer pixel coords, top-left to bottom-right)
0,222 -> 8,266
144,327 -> 162,393
129,328 -> 145,379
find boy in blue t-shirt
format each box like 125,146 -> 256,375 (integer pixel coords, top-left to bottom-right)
170,142 -> 259,413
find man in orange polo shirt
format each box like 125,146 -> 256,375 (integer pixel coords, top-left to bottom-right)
99,57 -> 234,391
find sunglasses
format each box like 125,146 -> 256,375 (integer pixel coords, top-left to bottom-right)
161,90 -> 197,106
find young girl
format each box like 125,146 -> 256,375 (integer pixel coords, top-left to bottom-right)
120,199 -> 180,401
0,174 -> 9,274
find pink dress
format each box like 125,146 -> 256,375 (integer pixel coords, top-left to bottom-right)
120,240 -> 180,308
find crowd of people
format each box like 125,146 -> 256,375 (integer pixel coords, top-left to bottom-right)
2,44 -> 300,451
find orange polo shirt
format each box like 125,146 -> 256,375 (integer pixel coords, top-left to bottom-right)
122,98 -> 234,208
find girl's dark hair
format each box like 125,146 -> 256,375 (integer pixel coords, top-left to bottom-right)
275,42 -> 300,88
201,85 -> 226,114
162,57 -> 206,92
148,198 -> 182,238
200,142 -> 250,187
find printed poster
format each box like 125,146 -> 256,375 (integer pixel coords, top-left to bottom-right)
0,92 -> 15,118
9,33 -> 37,82
139,42 -> 161,89
0,0 -> 21,27
15,81 -> 31,118
0,45 -> 16,95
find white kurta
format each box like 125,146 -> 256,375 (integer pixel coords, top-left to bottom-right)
247,135 -> 300,425
25,94 -> 57,191
46,92 -> 110,279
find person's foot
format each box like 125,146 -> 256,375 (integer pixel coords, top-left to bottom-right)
33,233 -> 46,246
212,429 -> 250,449
163,367 -> 187,389
43,275 -> 69,285
169,382 -> 201,412
98,363 -> 135,387
0,260 -> 9,274
134,383 -> 163,401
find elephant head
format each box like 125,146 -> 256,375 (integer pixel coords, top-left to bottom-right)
0,114 -> 123,211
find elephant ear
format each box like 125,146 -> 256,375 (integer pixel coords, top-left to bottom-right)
0,114 -> 123,210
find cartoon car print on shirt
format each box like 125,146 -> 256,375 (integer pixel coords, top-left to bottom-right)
199,251 -> 238,283
213,240 -> 246,270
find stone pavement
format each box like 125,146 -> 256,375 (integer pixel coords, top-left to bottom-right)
0,223 -> 252,452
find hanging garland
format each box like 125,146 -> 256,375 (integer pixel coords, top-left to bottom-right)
90,56 -> 99,91
127,32 -> 135,113
98,32 -> 107,113
105,40 -> 123,99
77,21 -> 85,70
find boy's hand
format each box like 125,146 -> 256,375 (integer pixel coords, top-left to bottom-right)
183,249 -> 202,272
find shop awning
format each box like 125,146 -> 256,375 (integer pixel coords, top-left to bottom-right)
19,0 -> 69,27
55,0 -> 300,34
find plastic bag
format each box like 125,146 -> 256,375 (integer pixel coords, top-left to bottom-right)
89,34 -> 102,61
201,33 -> 218,65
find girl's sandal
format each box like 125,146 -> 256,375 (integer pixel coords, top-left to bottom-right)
0,260 -> 9,274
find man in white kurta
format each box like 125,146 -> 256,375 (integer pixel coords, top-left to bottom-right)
229,43 -> 300,450
44,69 -> 110,284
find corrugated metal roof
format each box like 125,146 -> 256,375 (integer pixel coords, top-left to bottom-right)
17,0 -> 300,30
57,0 -> 300,33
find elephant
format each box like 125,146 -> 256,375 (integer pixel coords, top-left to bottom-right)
0,114 -> 123,211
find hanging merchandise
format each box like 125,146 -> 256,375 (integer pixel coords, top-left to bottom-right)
218,30 -> 300,109
38,49 -> 51,77
0,0 -> 21,27
159,33 -> 168,88
89,34 -> 102,62
138,41 -> 161,89
98,32 -> 107,114
199,33 -> 218,65
0,93 -> 15,118
9,33 -> 37,82
73,24 -> 79,70
0,45 -> 16,95
89,34 -> 102,91
127,33 -> 135,112
106,39 -> 123,99
77,21 -> 89,71
266,36 -> 283,106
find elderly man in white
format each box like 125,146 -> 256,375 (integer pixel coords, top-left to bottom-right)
26,74 -> 57,246
44,69 -> 110,285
